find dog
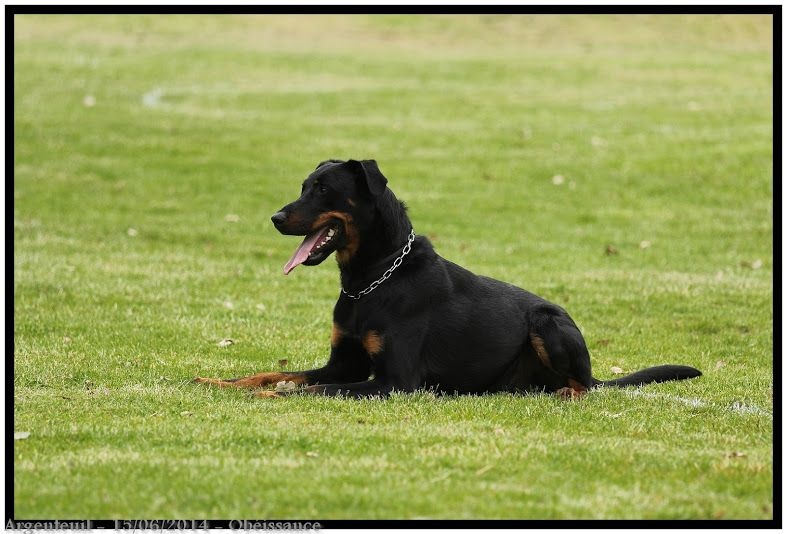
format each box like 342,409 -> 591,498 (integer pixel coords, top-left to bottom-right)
196,159 -> 701,398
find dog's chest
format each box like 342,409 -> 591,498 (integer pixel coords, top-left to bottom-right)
333,298 -> 373,336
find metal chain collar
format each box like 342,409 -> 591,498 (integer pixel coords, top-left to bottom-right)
341,229 -> 415,300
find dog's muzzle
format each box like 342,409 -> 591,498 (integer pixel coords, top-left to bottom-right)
271,211 -> 287,228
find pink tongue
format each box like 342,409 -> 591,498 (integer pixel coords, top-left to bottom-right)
283,228 -> 328,275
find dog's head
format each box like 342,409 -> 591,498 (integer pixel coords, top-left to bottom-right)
272,159 -> 388,274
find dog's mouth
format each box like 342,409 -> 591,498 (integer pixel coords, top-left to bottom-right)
283,223 -> 343,275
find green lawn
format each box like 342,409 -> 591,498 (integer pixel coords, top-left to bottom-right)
13,14 -> 773,520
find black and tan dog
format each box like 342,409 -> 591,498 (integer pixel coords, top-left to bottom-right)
196,159 -> 701,398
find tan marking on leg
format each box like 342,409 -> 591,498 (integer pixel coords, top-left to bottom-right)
331,322 -> 344,348
194,372 -> 307,390
362,330 -> 384,357
530,333 -> 552,369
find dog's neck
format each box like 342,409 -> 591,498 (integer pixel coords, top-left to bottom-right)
338,189 -> 413,290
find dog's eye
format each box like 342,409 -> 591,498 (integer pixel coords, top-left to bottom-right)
317,184 -> 329,194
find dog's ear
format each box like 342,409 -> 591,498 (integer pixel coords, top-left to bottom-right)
315,159 -> 344,170
349,159 -> 388,196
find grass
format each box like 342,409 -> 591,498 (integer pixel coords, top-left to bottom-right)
13,14 -> 773,520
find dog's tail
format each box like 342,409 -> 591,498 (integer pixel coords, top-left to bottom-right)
594,364 -> 702,388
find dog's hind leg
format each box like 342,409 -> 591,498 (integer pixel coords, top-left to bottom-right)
528,306 -> 594,398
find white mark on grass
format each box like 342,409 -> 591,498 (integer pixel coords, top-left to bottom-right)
15,449 -> 308,471
618,389 -> 771,417
140,86 -> 246,119
740,259 -> 763,269
217,338 -> 234,348
581,269 -> 769,294
475,464 -> 494,476
88,386 -> 111,397
620,389 -> 706,408
141,81 -> 402,120
430,472 -> 452,483
14,432 -> 30,440
142,88 -> 163,108
729,401 -> 770,416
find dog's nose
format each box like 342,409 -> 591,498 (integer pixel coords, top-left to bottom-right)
271,211 -> 287,226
